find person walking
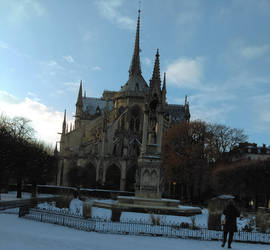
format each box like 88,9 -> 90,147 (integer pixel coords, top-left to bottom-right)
221,200 -> 240,248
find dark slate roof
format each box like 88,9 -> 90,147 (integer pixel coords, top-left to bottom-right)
82,97 -> 113,115
120,75 -> 148,92
165,104 -> 186,122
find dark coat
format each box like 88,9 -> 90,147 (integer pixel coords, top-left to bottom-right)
223,204 -> 240,232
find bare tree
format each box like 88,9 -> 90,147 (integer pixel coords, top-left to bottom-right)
163,120 -> 211,201
8,117 -> 35,141
162,120 -> 248,202
0,115 -> 57,198
206,124 -> 247,162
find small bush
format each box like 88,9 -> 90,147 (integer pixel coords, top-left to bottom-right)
190,216 -> 200,230
150,214 -> 161,225
256,212 -> 269,233
242,217 -> 255,232
83,203 -> 92,219
208,211 -> 222,231
179,222 -> 190,229
111,208 -> 121,222
56,195 -> 73,208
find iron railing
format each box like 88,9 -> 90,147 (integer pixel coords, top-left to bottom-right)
21,208 -> 270,244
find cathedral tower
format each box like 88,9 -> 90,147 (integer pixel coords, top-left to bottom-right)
136,49 -> 165,199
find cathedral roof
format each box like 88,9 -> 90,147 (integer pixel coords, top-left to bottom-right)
82,97 -> 113,115
120,74 -> 148,92
165,104 -> 187,122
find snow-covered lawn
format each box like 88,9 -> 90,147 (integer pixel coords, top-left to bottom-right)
0,213 -> 268,250
38,199 -> 251,230
37,199 -> 208,226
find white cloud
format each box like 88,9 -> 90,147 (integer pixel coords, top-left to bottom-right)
175,0 -> 202,40
249,94 -> 270,132
27,91 -> 40,101
91,66 -> 102,71
170,83 -> 236,124
64,82 -> 80,92
177,10 -> 201,25
142,57 -> 151,67
40,60 -> 64,73
0,90 -> 19,104
240,44 -> 270,59
82,31 -> 92,41
0,91 -> 69,145
188,91 -> 235,123
5,0 -> 46,23
0,41 -> 9,49
95,0 -> 135,30
166,57 -> 203,88
63,55 -> 74,64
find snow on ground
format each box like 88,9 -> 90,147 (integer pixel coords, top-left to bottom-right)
0,191 -> 53,201
0,213 -> 268,250
38,199 -> 252,230
85,198 -> 207,225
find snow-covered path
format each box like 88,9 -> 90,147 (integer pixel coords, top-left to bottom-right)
0,214 -> 269,250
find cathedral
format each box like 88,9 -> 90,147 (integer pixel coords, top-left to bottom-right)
57,10 -> 190,192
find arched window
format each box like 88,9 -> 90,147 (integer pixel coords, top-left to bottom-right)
129,118 -> 135,131
129,106 -> 141,132
113,145 -> 117,155
120,117 -> 125,130
135,118 -> 140,131
105,164 -> 121,190
135,83 -> 139,91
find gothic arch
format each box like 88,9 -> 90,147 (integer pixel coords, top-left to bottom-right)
142,169 -> 150,184
128,105 -> 142,132
105,163 -> 121,190
80,162 -> 96,188
126,165 -> 137,191
150,170 -> 158,186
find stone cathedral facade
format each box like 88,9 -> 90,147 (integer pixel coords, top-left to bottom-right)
57,11 -> 190,191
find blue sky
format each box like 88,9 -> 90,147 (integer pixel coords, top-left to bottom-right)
0,0 -> 270,146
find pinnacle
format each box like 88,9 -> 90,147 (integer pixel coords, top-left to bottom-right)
76,80 -> 83,106
151,49 -> 161,84
162,72 -> 166,91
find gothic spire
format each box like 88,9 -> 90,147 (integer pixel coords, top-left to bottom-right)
184,95 -> 190,121
150,49 -> 161,88
129,9 -> 142,77
62,109 -> 66,135
162,72 -> 167,104
54,142 -> 58,156
76,80 -> 83,107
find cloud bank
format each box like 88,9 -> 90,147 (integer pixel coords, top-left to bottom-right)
166,57 -> 203,88
95,0 -> 135,30
0,90 -> 67,145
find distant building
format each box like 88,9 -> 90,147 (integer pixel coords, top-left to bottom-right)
57,10 -> 190,191
230,142 -> 270,162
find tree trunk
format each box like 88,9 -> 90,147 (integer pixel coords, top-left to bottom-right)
16,175 -> 22,198
180,183 -> 184,201
31,181 -> 37,198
